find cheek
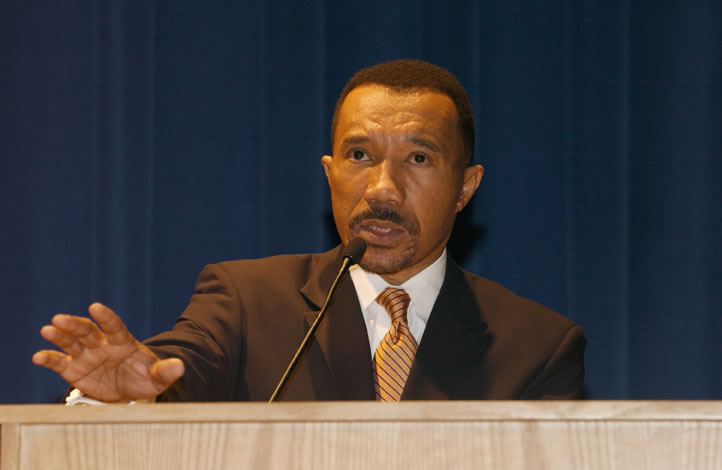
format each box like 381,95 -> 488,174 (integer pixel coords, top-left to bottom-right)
330,172 -> 365,208
410,179 -> 460,234
330,183 -> 351,212
417,208 -> 450,240
329,177 -> 364,235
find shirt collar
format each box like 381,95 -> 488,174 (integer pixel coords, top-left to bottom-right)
349,249 -> 447,316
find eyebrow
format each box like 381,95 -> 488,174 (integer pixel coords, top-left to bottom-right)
340,135 -> 371,146
339,134 -> 442,153
405,136 -> 441,153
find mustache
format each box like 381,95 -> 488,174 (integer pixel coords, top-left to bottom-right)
348,206 -> 418,235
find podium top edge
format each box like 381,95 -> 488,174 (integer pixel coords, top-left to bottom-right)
2,401 -> 722,424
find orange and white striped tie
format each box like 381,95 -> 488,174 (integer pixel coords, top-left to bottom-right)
373,288 -> 418,401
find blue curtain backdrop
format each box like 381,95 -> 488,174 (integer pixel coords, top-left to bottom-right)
1,0 -> 719,403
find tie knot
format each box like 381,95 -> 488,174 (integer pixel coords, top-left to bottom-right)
377,288 -> 411,324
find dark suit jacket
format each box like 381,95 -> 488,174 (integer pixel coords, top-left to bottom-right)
146,245 -> 586,401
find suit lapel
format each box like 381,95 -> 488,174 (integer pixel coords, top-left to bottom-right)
402,259 -> 491,400
300,246 -> 375,400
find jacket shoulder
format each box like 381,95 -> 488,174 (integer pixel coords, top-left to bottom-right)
216,252 -> 317,282
194,247 -> 336,290
460,269 -> 576,330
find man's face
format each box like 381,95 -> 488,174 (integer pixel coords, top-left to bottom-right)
322,84 -> 483,285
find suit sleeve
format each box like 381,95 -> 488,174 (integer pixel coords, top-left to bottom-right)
519,325 -> 587,399
144,263 -> 246,402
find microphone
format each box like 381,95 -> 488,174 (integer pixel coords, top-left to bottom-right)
268,238 -> 367,402
341,236 -> 367,265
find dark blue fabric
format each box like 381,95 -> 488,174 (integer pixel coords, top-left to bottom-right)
1,0 -> 719,403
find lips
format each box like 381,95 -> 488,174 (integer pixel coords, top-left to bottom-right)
366,225 -> 394,233
356,219 -> 408,245
347,206 -> 418,247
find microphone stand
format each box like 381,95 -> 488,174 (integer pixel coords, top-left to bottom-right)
268,239 -> 365,402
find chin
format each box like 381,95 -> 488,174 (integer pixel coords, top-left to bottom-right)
359,245 -> 416,276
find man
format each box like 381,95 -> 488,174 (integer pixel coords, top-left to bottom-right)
33,59 -> 585,402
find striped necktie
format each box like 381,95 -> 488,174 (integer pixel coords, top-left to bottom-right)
373,288 -> 418,401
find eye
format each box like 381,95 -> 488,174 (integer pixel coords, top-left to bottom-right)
411,153 -> 428,165
350,149 -> 369,161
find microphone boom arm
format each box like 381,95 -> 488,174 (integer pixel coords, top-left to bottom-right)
268,239 -> 365,402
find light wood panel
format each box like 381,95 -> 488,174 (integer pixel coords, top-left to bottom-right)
2,401 -> 721,469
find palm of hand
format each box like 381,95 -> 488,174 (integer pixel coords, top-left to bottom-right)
63,340 -> 165,402
33,303 -> 183,403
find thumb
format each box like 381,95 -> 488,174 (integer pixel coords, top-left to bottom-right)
150,357 -> 185,387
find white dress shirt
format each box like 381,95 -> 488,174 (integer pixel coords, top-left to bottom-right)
349,249 -> 447,358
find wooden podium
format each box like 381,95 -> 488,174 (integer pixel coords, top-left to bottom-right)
2,401 -> 721,469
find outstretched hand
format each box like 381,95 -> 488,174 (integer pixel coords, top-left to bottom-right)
33,303 -> 184,402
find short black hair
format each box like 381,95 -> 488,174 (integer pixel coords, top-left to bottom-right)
331,59 -> 474,166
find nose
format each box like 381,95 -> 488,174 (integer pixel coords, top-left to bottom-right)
363,160 -> 404,206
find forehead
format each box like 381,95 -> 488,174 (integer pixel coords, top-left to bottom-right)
334,85 -> 460,143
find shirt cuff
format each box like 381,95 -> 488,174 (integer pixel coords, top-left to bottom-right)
65,388 -> 138,406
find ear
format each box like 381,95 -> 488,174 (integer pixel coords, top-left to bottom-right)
321,155 -> 332,180
455,164 -> 484,212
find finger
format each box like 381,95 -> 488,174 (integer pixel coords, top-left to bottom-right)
32,350 -> 71,374
150,358 -> 185,388
87,303 -> 135,346
39,325 -> 86,357
50,314 -> 105,348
